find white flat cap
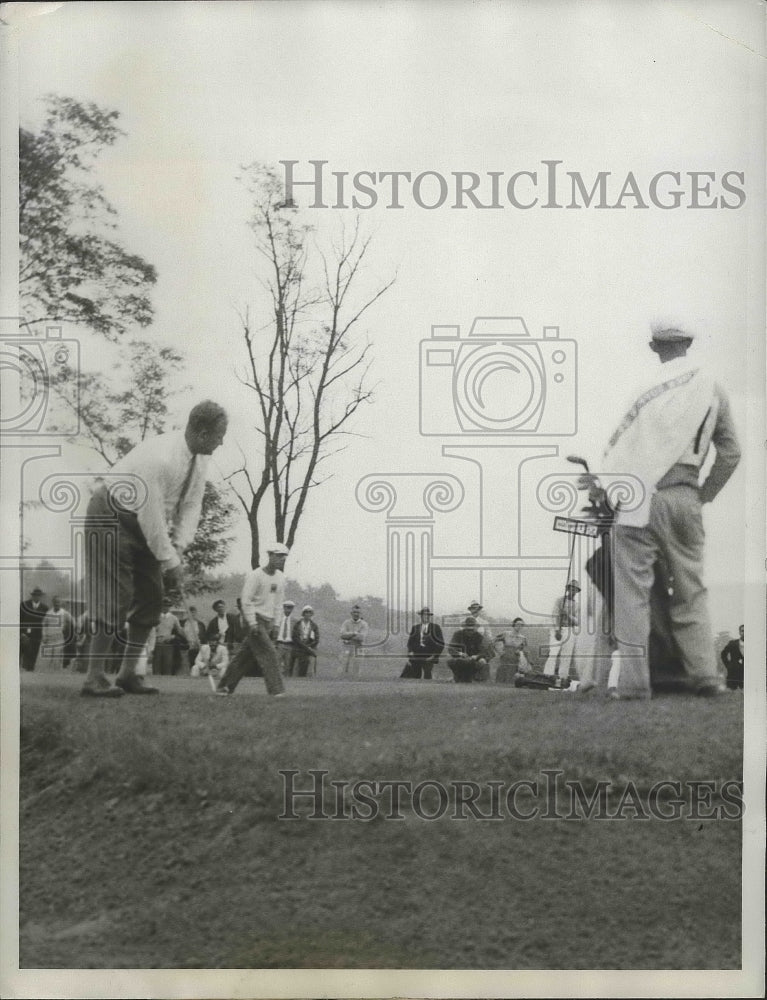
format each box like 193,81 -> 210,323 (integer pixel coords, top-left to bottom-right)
266,542 -> 290,555
650,317 -> 696,342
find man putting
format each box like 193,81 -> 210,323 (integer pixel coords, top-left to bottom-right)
81,400 -> 228,697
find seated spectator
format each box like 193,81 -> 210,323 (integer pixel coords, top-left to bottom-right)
495,617 -> 529,683
192,638 -> 229,688
447,617 -> 491,683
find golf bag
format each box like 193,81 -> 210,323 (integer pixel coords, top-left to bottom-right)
581,484 -> 687,690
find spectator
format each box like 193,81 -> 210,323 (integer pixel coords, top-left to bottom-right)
292,606 -> 320,677
467,601 -> 489,637
401,607 -> 444,679
206,599 -> 239,656
542,580 -> 581,680
193,637 -> 229,688
720,625 -> 744,690
19,587 -> 47,672
181,605 -> 206,672
495,617 -> 529,683
447,617 -> 491,684
153,598 -> 184,676
339,605 -> 368,678
39,596 -> 74,672
275,600 -> 297,675
72,610 -> 95,674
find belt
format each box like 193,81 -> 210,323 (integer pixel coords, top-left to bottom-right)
656,463 -> 699,491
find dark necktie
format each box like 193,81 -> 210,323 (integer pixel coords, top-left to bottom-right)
174,454 -> 196,522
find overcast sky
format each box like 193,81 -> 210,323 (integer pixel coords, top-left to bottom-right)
6,0 -> 765,631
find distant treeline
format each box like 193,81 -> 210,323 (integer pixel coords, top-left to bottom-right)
20,562 -> 737,663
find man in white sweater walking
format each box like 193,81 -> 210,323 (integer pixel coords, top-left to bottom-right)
215,543 -> 289,697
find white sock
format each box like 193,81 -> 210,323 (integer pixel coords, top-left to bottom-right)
607,652 -> 621,690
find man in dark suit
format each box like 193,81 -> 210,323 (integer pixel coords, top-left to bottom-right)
720,624 -> 744,690
292,605 -> 320,677
19,587 -> 48,672
205,599 -> 240,655
401,607 -> 444,679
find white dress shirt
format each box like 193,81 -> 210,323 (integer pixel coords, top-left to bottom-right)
277,615 -> 294,643
104,431 -> 209,569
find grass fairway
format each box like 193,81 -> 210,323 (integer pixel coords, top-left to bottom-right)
19,669 -> 743,970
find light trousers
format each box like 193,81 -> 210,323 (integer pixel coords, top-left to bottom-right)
611,485 -> 719,698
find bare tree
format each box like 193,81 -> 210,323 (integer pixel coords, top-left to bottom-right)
227,165 -> 395,568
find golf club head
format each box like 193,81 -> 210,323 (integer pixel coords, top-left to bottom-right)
566,454 -> 590,473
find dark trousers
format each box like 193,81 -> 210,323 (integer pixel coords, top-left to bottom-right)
153,642 -> 177,676
293,651 -> 315,677
401,655 -> 437,679
20,635 -> 41,672
448,658 -> 481,683
85,486 -> 163,630
220,619 -> 284,696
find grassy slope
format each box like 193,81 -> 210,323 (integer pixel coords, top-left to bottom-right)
19,671 -> 743,969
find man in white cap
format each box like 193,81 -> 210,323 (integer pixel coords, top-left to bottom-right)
292,606 -> 320,677
275,600 -> 297,675
339,604 -> 368,678
466,601 -> 489,637
215,543 -> 289,697
585,318 -> 740,698
542,580 -> 582,680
